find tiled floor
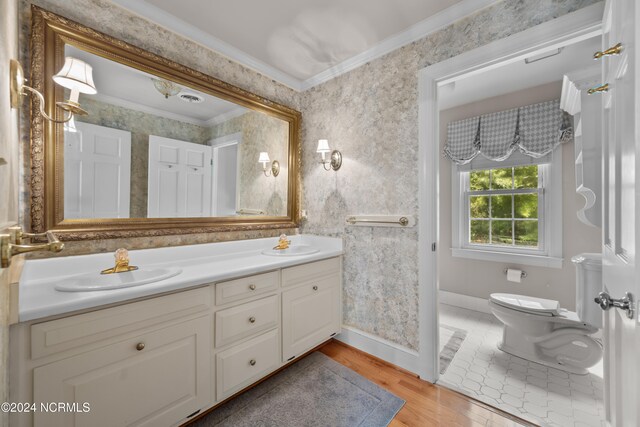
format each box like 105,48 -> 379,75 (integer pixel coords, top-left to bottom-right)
438,303 -> 605,427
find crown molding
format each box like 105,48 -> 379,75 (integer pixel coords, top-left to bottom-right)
91,92 -> 226,127
112,0 -> 506,92
206,106 -> 247,127
299,0 -> 501,90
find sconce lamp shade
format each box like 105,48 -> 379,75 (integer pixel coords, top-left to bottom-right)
258,152 -> 270,164
53,57 -> 97,95
316,139 -> 330,153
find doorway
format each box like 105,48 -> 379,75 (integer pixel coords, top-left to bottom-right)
417,4 -> 605,426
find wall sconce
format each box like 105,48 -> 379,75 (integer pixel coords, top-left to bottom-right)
317,139 -> 342,171
258,152 -> 280,177
10,56 -> 97,123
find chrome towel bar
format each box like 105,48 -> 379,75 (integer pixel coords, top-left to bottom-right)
345,215 -> 414,227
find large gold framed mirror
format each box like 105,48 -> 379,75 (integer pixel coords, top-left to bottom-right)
28,6 -> 300,240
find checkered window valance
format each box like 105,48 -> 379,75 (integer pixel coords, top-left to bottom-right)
444,99 -> 573,165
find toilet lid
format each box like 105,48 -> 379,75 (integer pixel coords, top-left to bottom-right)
489,293 -> 561,316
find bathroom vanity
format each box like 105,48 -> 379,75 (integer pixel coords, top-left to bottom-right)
9,235 -> 342,427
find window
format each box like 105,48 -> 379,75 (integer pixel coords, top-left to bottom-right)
467,165 -> 541,249
451,153 -> 563,268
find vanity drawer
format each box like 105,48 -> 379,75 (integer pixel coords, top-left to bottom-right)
216,329 -> 280,400
215,270 -> 279,305
282,257 -> 341,288
30,287 -> 210,360
215,295 -> 279,348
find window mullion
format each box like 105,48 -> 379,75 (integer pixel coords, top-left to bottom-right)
511,168 -> 515,246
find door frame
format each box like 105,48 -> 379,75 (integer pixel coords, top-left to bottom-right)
210,132 -> 242,216
416,3 -> 604,382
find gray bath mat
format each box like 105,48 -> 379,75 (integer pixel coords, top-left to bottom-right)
440,324 -> 467,374
190,351 -> 405,427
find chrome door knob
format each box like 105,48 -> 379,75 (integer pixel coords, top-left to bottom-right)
594,292 -> 634,319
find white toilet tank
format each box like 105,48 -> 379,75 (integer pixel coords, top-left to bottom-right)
572,253 -> 603,328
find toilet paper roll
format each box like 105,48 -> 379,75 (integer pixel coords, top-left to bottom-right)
506,268 -> 523,283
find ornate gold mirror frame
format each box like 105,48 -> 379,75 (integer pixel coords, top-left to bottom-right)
29,6 -> 300,240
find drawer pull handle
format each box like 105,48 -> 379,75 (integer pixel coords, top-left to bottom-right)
313,285 -> 318,291
249,359 -> 256,366
249,284 -> 256,291
136,342 -> 145,351
249,316 -> 256,323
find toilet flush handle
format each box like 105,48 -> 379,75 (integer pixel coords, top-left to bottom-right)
594,292 -> 634,319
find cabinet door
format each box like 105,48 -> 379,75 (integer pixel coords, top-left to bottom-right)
282,275 -> 340,361
33,316 -> 211,427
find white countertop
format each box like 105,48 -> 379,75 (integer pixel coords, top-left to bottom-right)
19,234 -> 343,322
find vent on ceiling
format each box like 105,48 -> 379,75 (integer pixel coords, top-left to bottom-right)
179,92 -> 204,103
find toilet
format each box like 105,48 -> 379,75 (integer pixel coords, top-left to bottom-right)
488,253 -> 603,374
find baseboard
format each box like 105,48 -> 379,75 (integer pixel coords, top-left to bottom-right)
335,326 -> 420,375
439,290 -> 492,314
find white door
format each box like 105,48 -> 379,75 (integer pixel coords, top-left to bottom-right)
211,142 -> 239,216
64,122 -> 131,219
147,135 -> 212,218
600,0 -> 639,425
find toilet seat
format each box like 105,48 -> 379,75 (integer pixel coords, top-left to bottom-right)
489,293 -> 560,316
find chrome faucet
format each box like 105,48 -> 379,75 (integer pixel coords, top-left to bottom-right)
0,226 -> 64,268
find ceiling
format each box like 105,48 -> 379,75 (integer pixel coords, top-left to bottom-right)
67,45 -> 247,126
437,35 -> 602,110
111,0 -> 499,90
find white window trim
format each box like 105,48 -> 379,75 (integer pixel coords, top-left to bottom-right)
451,150 -> 563,269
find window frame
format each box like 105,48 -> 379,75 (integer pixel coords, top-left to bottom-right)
451,151 -> 563,269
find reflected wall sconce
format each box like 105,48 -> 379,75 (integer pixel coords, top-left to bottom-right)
10,57 -> 97,123
258,152 -> 280,177
317,139 -> 342,171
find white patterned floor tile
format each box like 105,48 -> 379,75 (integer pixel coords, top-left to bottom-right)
438,304 -> 605,427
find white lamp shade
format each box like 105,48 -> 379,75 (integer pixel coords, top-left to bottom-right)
258,152 -> 270,163
317,139 -> 330,153
53,57 -> 97,95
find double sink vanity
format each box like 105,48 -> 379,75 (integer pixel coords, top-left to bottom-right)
7,8 -> 340,427
9,235 -> 343,427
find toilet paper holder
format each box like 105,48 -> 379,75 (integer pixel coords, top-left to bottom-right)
503,268 -> 527,279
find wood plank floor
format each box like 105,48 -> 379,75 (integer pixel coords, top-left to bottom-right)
319,340 -> 536,427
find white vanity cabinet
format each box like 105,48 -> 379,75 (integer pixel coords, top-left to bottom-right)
10,287 -> 213,427
282,258 -> 341,362
10,256 -> 342,427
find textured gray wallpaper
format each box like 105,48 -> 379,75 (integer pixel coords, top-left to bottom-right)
299,0 -> 600,350
210,111 -> 290,216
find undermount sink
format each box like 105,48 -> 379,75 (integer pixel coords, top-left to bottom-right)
261,245 -> 320,257
54,267 -> 183,292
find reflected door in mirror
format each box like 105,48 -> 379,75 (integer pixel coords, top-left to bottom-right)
64,121 -> 131,219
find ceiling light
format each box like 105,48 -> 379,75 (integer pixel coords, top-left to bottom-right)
152,78 -> 181,98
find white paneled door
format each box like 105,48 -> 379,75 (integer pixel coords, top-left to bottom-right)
600,0 -> 639,425
64,121 -> 131,219
148,135 -> 212,218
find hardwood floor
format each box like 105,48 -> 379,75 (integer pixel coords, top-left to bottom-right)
319,340 -> 536,427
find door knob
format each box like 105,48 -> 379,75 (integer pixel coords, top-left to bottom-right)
594,43 -> 622,60
594,292 -> 634,319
